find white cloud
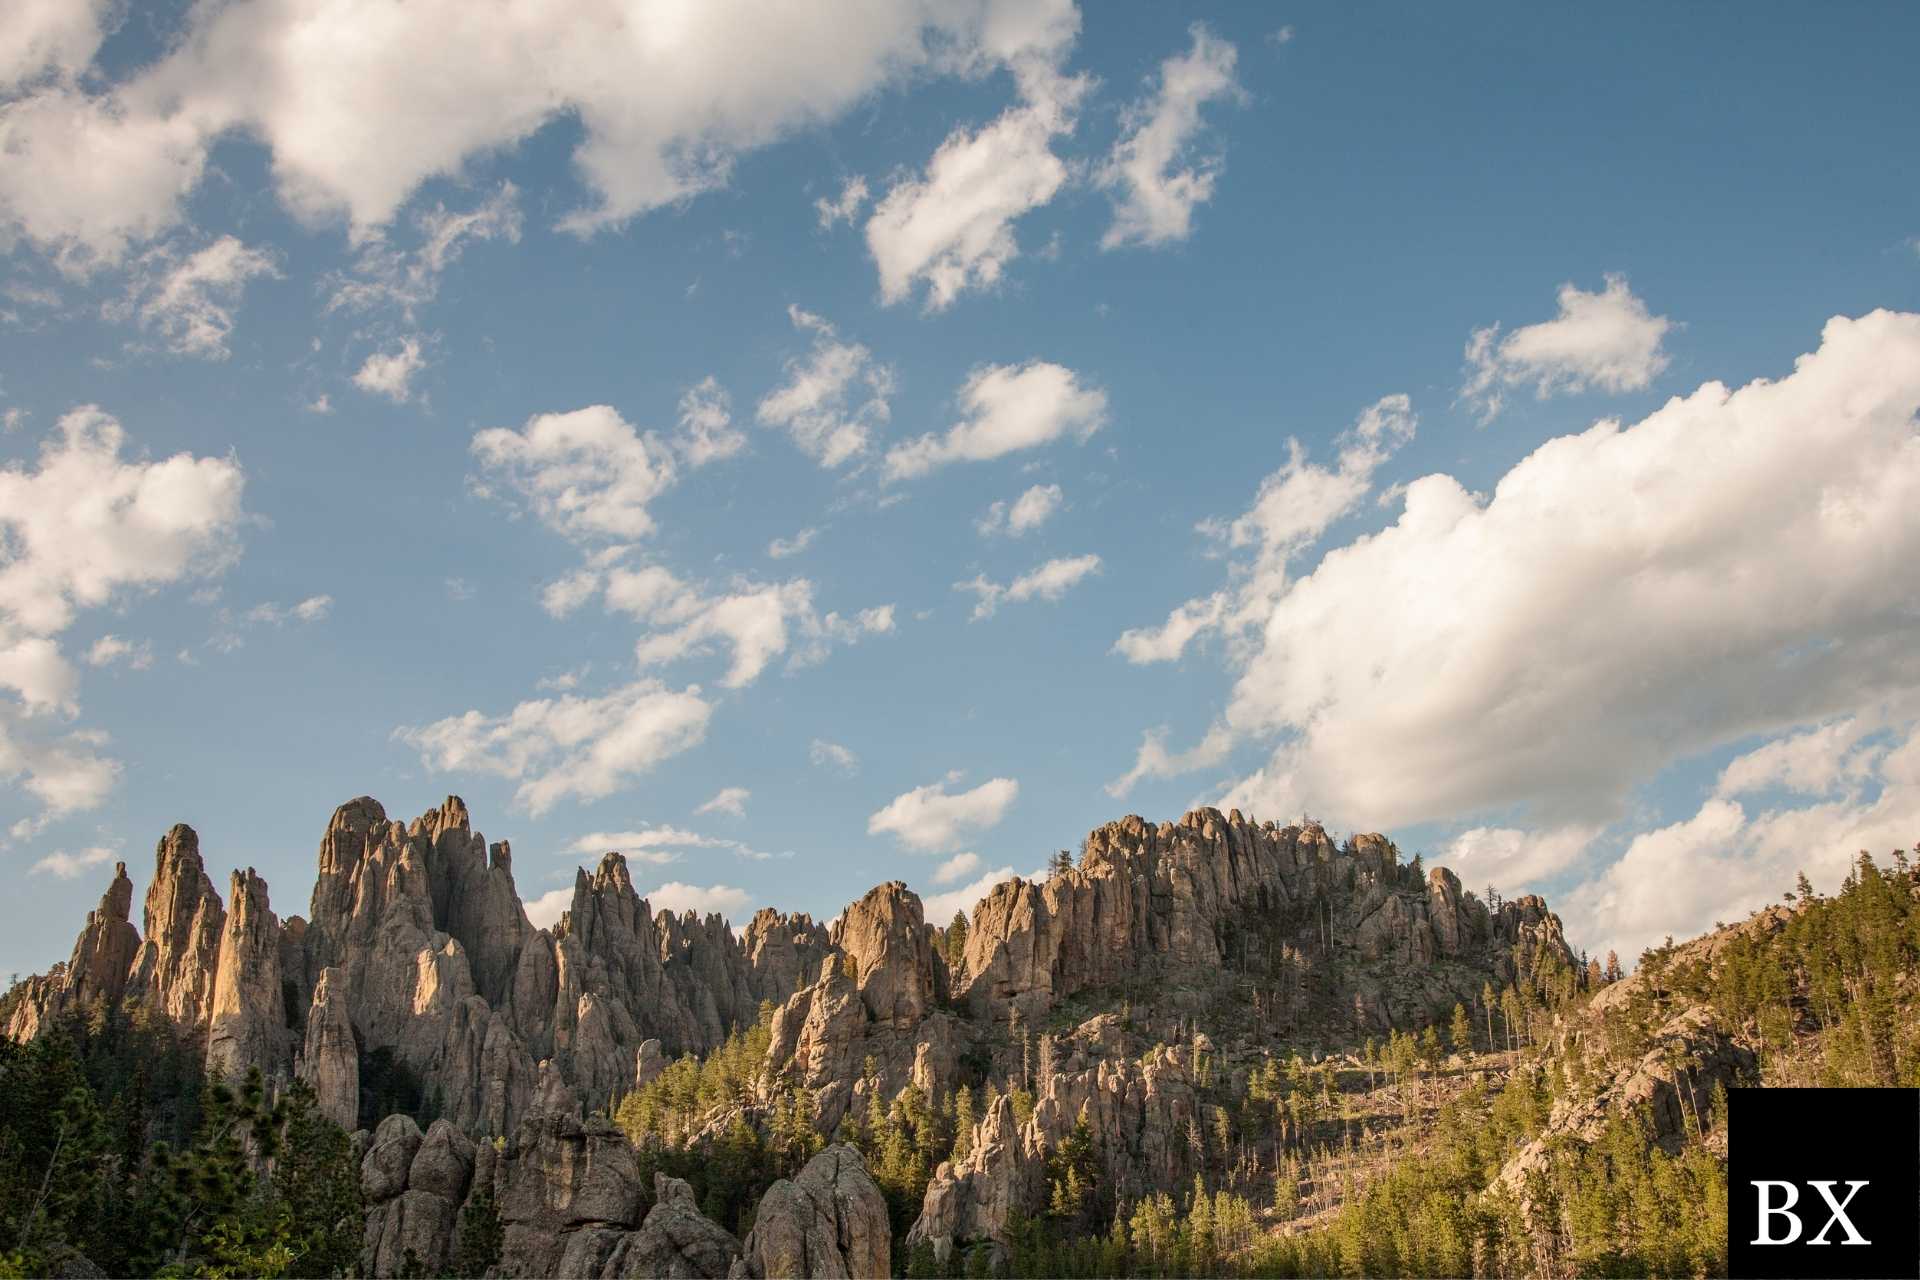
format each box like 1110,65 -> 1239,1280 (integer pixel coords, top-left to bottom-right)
327,184 -> 521,320
1560,714 -> 1920,961
933,851 -> 981,884
886,361 -> 1106,480
1201,310 -> 1920,836
472,406 -> 676,542
0,405 -> 244,829
0,636 -> 78,715
115,236 -> 280,359
394,677 -> 712,816
1,0 -> 110,92
352,337 -> 426,402
1112,592 -> 1227,665
958,553 -> 1100,620
1113,394 -> 1416,665
977,482 -> 1062,536
815,176 -> 869,230
673,376 -> 747,469
1462,275 -> 1673,421
558,562 -> 891,689
755,307 -> 893,468
245,594 -> 334,626
0,717 -> 121,831
695,786 -> 750,818
1098,25 -> 1242,251
644,881 -> 752,918
0,1 -> 1089,266
864,2 -> 1084,310
811,738 -> 859,774
1437,824 -> 1601,895
920,865 -> 1018,924
865,86 -> 1080,311
1105,721 -> 1234,798
868,774 -> 1018,851
0,406 -> 247,638
570,823 -> 785,862
29,844 -> 117,879
85,635 -> 153,670
524,885 -> 573,931
1713,716 -> 1882,801
768,527 -> 819,559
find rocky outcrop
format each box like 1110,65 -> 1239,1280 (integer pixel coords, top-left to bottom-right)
1496,1005 -> 1756,1220
733,1145 -> 889,1280
907,1014 -> 1202,1259
495,1110 -> 645,1276
206,867 -> 292,1082
960,808 -> 1571,1029
301,966 -> 359,1129
129,825 -> 226,1030
360,1114 -> 476,1277
763,885 -> 963,1132
4,863 -> 141,1042
608,1175 -> 742,1279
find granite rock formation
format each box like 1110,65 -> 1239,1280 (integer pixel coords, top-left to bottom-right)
7,798 -> 1576,1275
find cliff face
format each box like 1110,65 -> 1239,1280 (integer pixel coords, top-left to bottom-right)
5,795 -> 834,1140
5,797 -> 1575,1276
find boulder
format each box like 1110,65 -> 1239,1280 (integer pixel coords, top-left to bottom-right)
734,1145 -> 889,1279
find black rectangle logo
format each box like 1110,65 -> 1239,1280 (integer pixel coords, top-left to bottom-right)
1730,1088 -> 1920,1279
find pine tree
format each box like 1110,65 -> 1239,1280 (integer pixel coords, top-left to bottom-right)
1449,1002 -> 1474,1056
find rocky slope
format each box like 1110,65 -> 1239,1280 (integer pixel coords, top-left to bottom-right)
5,798 -> 1576,1275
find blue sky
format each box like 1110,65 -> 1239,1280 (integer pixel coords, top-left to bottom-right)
4,2 -> 1920,981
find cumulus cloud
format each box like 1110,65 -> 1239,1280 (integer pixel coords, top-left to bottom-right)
113,236 -> 280,359
1461,275 -> 1672,421
472,406 -> 676,542
920,864 -> 1018,924
0,406 -> 248,639
2,0 -> 111,92
568,824 -> 783,862
644,881 -> 752,918
674,376 -> 747,469
811,739 -> 859,774
523,885 -> 573,930
1437,824 -> 1602,896
933,851 -> 981,884
546,559 -> 893,689
0,405 -> 245,833
85,635 -> 153,670
1098,25 -> 1243,250
326,184 -> 522,320
815,176 -> 869,230
868,774 -> 1018,851
1198,311 -> 1920,840
352,337 -> 426,402
695,786 -> 750,819
29,844 -> 117,879
864,3 -> 1084,310
977,483 -> 1062,536
768,528 -> 819,560
755,307 -> 893,468
1106,721 -> 1234,798
1113,394 -> 1416,665
247,595 -> 333,625
886,362 -> 1106,481
957,553 -> 1100,620
0,1 -> 1088,266
1560,713 -> 1920,961
394,677 -> 712,816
